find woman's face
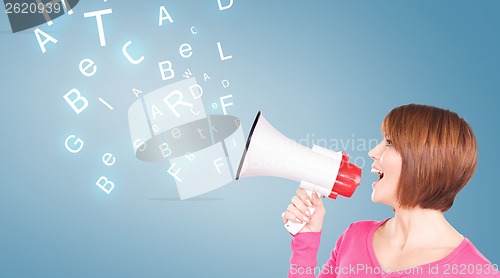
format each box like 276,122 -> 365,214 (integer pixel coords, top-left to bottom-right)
368,134 -> 402,207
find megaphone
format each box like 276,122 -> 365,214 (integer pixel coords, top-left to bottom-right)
236,111 -> 362,235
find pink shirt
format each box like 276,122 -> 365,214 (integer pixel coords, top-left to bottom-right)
289,219 -> 500,277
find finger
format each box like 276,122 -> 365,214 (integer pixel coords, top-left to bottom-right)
282,210 -> 293,223
291,195 -> 312,217
286,204 -> 310,223
283,210 -> 305,224
296,188 -> 313,208
282,211 -> 302,224
311,192 -> 324,208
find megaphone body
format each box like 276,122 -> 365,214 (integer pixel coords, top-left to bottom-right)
236,112 -> 362,235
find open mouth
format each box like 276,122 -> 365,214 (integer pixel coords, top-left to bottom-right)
371,168 -> 384,181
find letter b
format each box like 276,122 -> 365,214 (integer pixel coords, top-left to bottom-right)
95,176 -> 115,194
64,88 -> 88,114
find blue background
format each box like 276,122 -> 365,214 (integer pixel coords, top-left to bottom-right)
1,1 -> 499,277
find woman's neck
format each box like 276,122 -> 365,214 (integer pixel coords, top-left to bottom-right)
386,207 -> 462,250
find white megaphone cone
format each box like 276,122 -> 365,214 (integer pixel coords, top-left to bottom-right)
236,111 -> 362,235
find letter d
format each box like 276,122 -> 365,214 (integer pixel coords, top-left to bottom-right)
217,0 -> 233,10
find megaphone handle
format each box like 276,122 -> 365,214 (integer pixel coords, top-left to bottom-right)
284,189 -> 319,235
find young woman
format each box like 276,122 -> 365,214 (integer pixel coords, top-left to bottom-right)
283,104 -> 499,277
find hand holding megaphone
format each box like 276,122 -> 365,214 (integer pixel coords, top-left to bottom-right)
281,188 -> 326,233
236,111 -> 362,235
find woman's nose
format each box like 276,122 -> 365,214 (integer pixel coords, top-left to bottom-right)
368,149 -> 377,160
368,142 -> 382,160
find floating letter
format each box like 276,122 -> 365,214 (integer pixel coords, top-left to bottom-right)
158,60 -> 175,80
220,94 -> 233,115
102,153 -> 116,166
217,0 -> 234,11
179,43 -> 193,58
163,90 -> 193,118
65,135 -> 84,153
159,6 -> 174,26
95,176 -> 115,194
217,42 -> 232,61
122,41 -> 144,64
63,88 -> 88,114
83,9 -> 113,46
34,28 -> 57,53
79,58 -> 97,77
168,163 -> 182,182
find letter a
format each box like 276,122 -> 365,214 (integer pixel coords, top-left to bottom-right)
34,28 -> 57,53
159,6 -> 174,26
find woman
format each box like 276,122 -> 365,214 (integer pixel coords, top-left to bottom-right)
282,104 -> 499,277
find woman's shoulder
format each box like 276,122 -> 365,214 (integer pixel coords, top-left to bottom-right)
344,218 -> 390,235
438,238 -> 500,276
451,237 -> 496,265
331,219 -> 391,258
335,218 -> 390,245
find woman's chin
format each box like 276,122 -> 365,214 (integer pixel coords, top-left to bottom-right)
371,193 -> 395,207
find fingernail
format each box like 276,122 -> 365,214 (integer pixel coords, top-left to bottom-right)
305,210 -> 310,216
295,217 -> 302,223
306,200 -> 313,207
303,216 -> 309,222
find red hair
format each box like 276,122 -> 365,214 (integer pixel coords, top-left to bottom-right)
382,104 -> 477,211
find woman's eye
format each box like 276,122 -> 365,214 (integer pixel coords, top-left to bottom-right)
385,139 -> 393,147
